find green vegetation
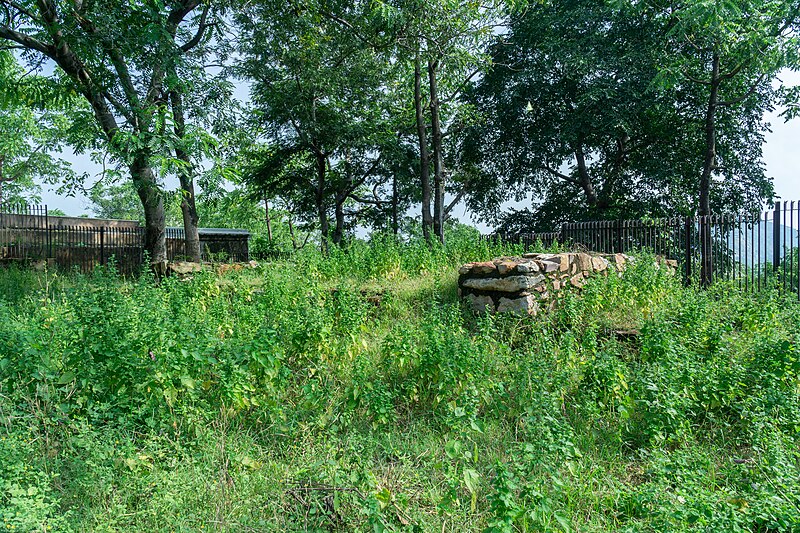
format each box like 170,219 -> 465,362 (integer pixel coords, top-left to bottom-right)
1,236 -> 798,531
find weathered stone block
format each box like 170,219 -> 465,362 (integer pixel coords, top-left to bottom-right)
467,293 -> 495,313
539,260 -> 560,273
591,256 -> 608,272
462,274 -> 544,293
496,261 -> 518,275
472,261 -> 497,275
576,253 -> 594,271
497,294 -> 537,315
569,273 -> 585,288
516,261 -> 540,273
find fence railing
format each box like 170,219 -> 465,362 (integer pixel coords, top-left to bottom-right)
489,201 -> 800,297
1,204 -> 249,275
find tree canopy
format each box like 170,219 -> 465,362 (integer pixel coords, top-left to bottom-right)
1,0 -> 798,248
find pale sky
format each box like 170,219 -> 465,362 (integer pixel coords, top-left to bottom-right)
41,72 -> 800,228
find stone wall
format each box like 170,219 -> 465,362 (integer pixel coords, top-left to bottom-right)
458,253 -> 676,315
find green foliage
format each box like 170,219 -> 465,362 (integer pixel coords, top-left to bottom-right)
1,241 -> 799,530
0,51 -> 87,205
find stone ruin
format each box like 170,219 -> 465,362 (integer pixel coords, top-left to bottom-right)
458,252 -> 677,315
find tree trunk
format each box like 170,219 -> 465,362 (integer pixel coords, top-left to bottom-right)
287,210 -> 298,250
699,52 -> 721,287
131,156 -> 167,266
574,144 -> 599,207
392,170 -> 399,236
169,90 -> 202,262
428,59 -> 445,244
333,197 -> 345,246
314,151 -> 329,253
414,55 -> 433,242
264,196 -> 273,244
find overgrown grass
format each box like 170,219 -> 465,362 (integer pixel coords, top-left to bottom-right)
1,236 -> 799,531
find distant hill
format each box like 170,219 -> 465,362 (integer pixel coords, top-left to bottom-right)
726,222 -> 799,264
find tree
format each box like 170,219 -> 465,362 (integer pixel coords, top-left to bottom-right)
647,0 -> 800,284
385,0 -> 507,243
464,0 -> 790,236
236,0 -> 396,251
0,0 -> 227,264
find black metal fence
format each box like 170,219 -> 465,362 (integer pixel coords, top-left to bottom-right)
490,201 -> 800,297
1,204 -> 249,275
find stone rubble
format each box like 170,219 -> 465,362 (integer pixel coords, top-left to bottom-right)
459,253 -> 677,315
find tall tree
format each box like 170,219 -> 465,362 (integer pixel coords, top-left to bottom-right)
465,0 -> 789,234
387,0 -> 506,243
647,0 -> 800,284
0,0 -> 225,264
236,0 -> 395,251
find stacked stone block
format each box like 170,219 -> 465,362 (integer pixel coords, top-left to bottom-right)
458,252 -> 631,315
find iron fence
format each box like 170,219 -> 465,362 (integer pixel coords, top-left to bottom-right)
0,204 -> 250,275
489,201 -> 800,297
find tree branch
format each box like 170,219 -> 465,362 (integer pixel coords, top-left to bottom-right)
540,165 -> 579,186
719,72 -> 768,107
179,4 -> 211,53
0,25 -> 54,56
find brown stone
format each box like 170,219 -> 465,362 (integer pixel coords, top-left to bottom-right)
576,253 -> 594,271
459,264 -> 473,275
472,261 -> 497,275
552,280 -> 561,291
496,261 -> 518,275
170,261 -> 204,275
591,256 -> 608,272
558,254 -> 570,272
569,273 -> 585,288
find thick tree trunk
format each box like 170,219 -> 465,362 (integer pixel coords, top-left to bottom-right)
131,156 -> 167,266
428,59 -> 445,244
169,90 -> 202,262
699,52 -> 721,287
414,55 -> 433,242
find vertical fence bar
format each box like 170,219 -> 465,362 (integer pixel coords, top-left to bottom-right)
684,216 -> 692,285
100,227 -> 105,266
773,201 -> 781,274
783,202 -> 787,290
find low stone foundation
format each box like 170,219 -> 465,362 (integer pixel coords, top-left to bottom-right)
458,253 -> 674,315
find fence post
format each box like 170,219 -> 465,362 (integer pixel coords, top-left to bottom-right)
45,205 -> 52,258
100,227 -> 105,266
684,216 -> 692,285
773,201 -> 781,272
615,219 -> 622,253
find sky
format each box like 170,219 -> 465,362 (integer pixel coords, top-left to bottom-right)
40,71 -> 800,229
